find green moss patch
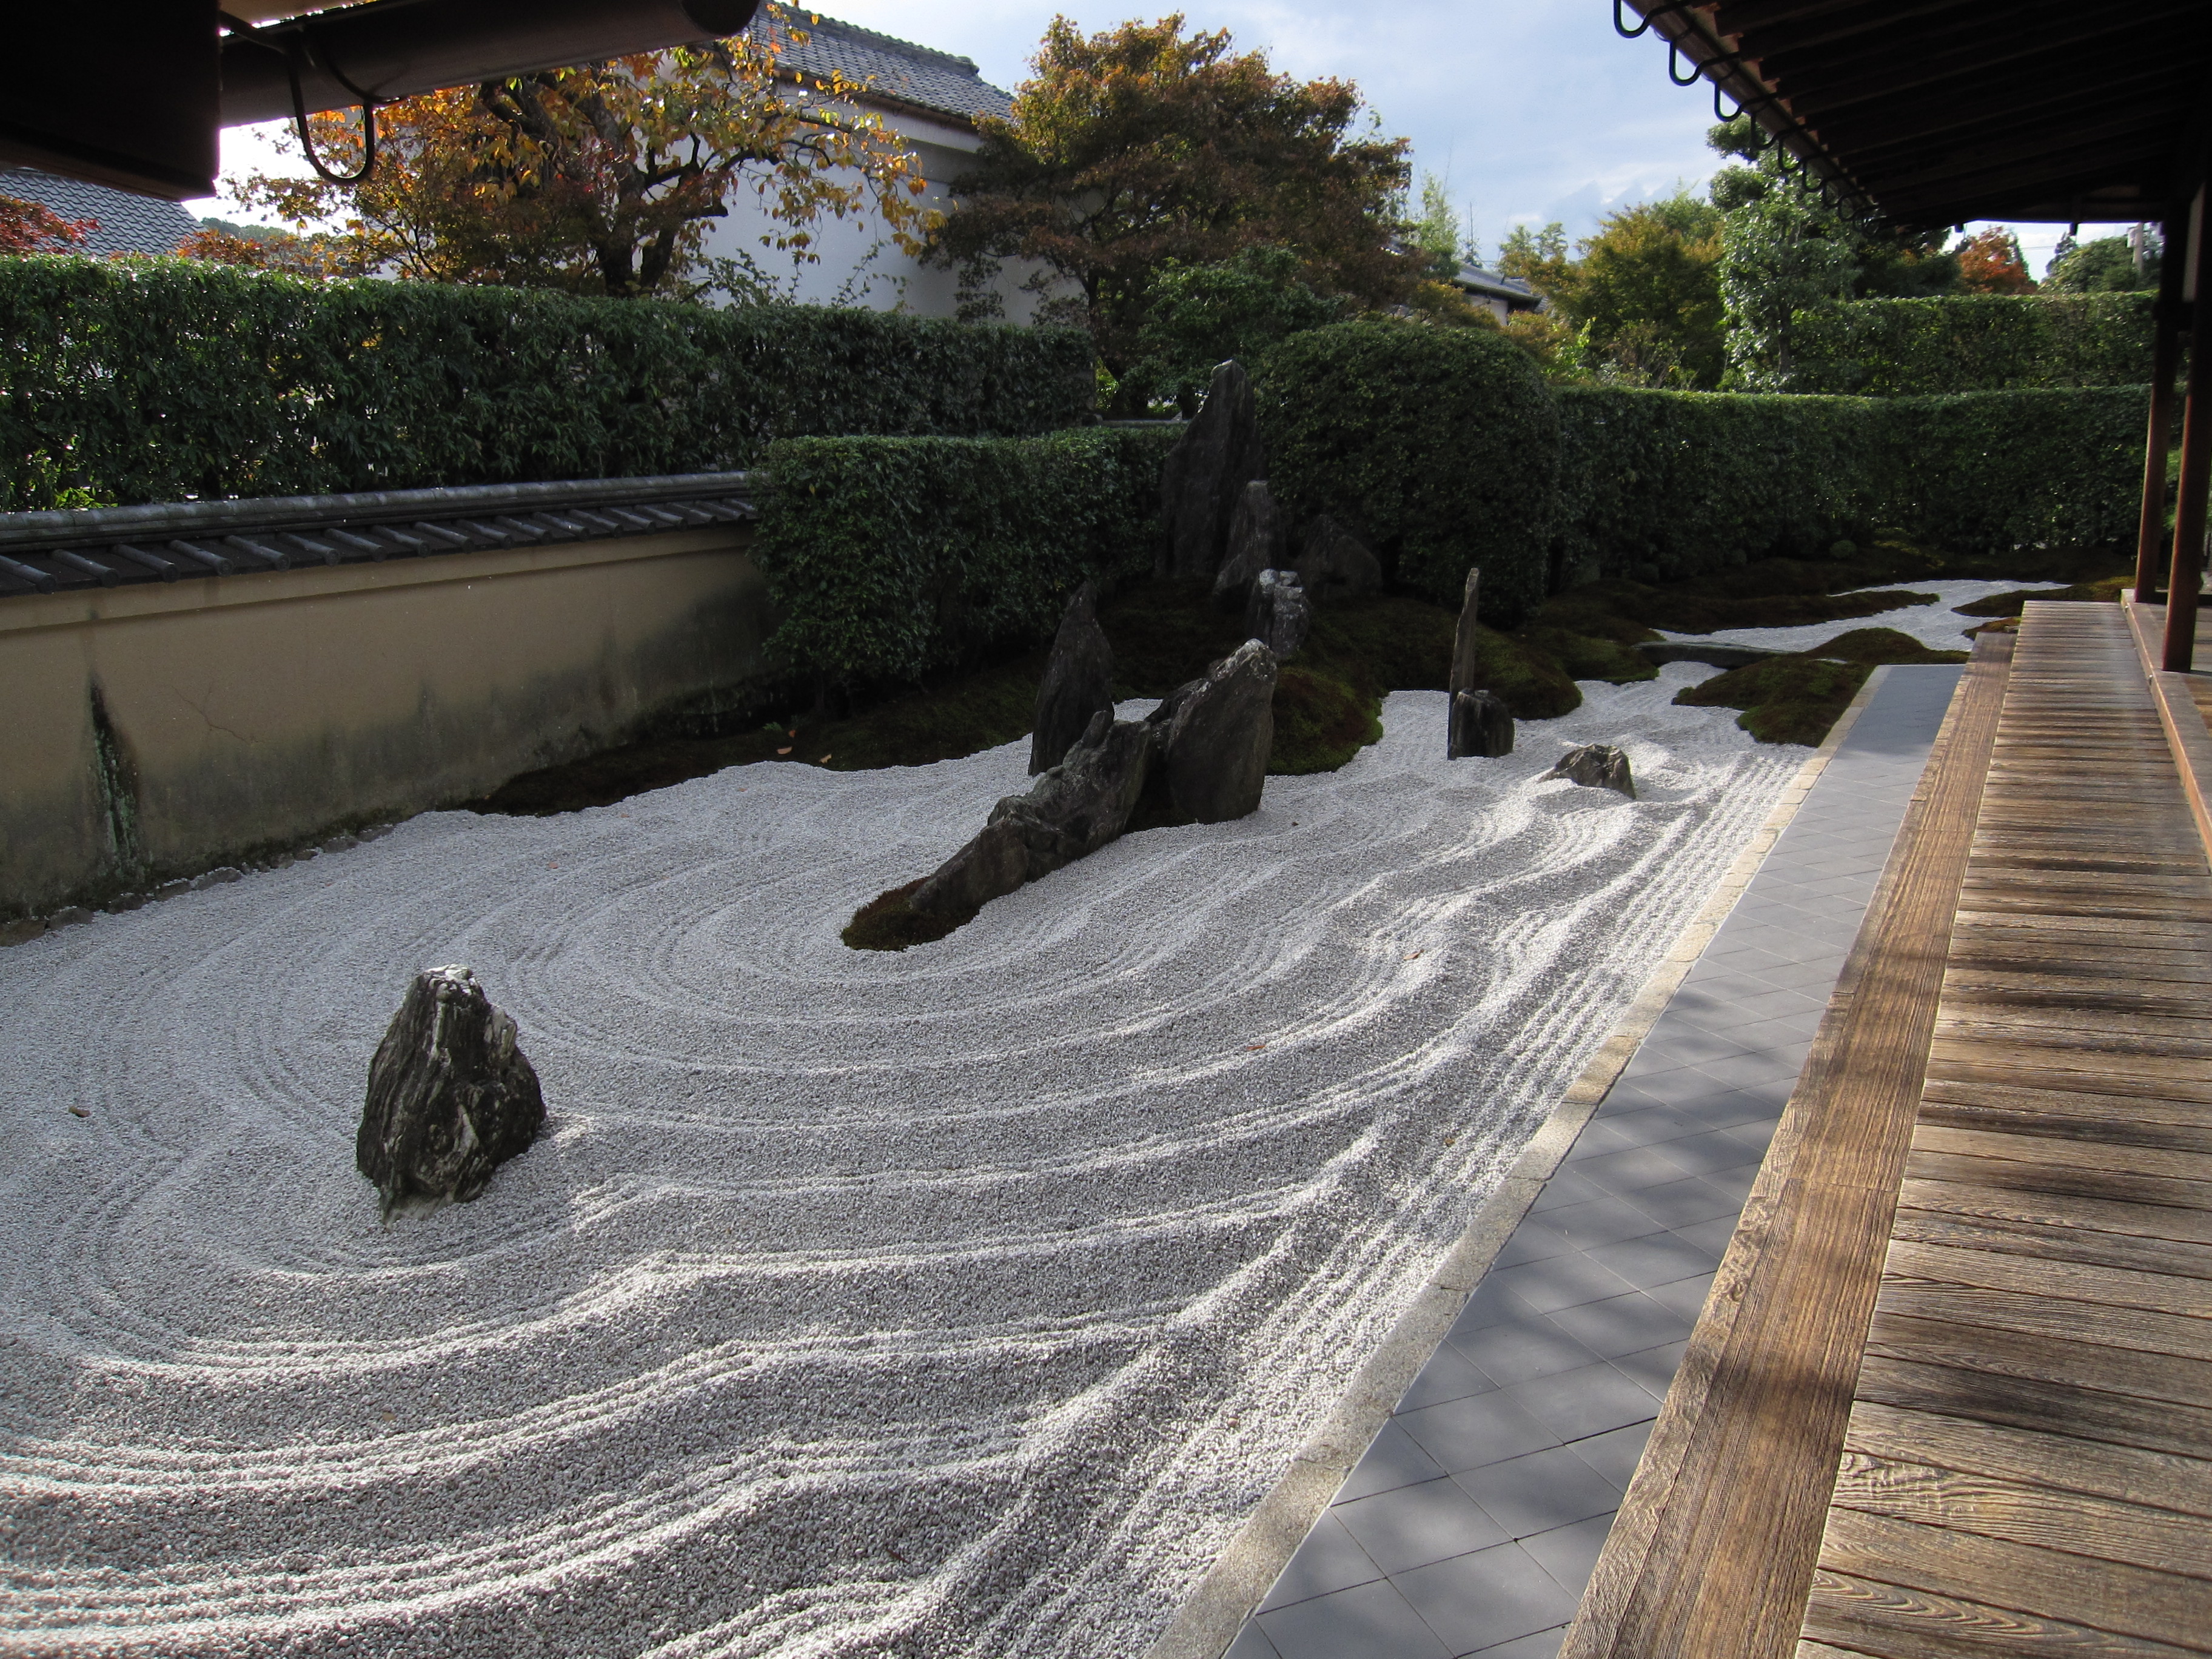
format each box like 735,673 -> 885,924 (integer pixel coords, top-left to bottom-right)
1953,571 -> 2131,618
1801,628 -> 1969,665
842,880 -> 973,952
1674,655 -> 1872,747
1271,665 -> 1385,774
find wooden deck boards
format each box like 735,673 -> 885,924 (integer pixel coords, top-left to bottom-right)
1800,602 -> 2212,1657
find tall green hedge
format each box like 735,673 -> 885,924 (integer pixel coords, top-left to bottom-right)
1787,293 -> 2154,395
753,427 -> 1179,688
1555,388 -> 1885,584
0,257 -> 1094,509
1258,320 -> 1561,620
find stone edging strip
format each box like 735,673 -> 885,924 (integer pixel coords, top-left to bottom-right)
1141,666 -> 1899,1659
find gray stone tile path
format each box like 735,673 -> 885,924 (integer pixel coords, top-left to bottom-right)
1227,665 -> 1963,1659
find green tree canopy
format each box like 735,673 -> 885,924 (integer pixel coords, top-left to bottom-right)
2043,232 -> 2160,293
928,13 -> 1416,411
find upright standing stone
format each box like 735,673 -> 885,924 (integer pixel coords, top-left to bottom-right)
1158,360 -> 1265,581
1449,689 -> 1514,759
1293,515 -> 1384,602
1030,581 -> 1115,774
1152,639 -> 1278,822
1211,479 -> 1289,610
1448,565 -> 1483,695
1245,570 -> 1311,661
1543,743 -> 1637,797
358,966 -> 545,1218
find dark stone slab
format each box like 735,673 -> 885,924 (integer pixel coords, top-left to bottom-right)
1449,689 -> 1514,759
1212,478 -> 1289,611
1544,743 -> 1636,797
1246,569 -> 1311,661
1294,515 -> 1384,603
1158,360 -> 1265,581
1153,638 -> 1278,822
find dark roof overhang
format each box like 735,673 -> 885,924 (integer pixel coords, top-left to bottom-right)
1625,1 -> 2212,229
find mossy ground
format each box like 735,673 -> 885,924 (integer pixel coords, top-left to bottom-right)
841,879 -> 972,952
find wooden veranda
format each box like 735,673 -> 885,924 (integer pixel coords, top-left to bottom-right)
1557,8 -> 2212,1655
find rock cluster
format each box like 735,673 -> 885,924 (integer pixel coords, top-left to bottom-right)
1211,479 -> 1287,611
915,642 -> 1276,921
1159,361 -> 1265,581
357,966 -> 544,1218
1544,743 -> 1637,797
1031,583 -> 1115,774
1293,515 -> 1383,601
1245,570 -> 1310,662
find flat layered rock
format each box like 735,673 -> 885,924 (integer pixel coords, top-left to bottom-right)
1448,688 -> 1513,759
1153,639 -> 1277,822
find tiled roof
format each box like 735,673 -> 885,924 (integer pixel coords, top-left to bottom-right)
1456,264 -> 1543,309
754,10 -> 1015,125
0,167 -> 198,257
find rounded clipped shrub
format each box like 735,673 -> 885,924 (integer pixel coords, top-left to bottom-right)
1256,321 -> 1561,623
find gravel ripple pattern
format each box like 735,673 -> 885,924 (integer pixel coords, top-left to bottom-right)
2,671 -> 1798,1658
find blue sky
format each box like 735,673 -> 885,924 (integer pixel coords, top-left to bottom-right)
196,0 -> 2138,273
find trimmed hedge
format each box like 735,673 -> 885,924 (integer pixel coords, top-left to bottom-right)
0,257 -> 1094,509
1257,320 -> 1562,620
1555,387 -> 1884,584
1788,293 -> 2154,395
752,427 -> 1179,688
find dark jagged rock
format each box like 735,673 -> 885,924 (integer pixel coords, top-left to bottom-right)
1448,565 -> 1483,695
1211,479 -> 1287,611
358,966 -> 544,1218
1030,581 -> 1115,774
1543,743 -> 1636,797
1634,640 -> 1787,669
1245,570 -> 1311,661
1152,638 -> 1278,822
913,710 -> 1157,916
1448,689 -> 1514,759
1293,515 -> 1384,602
1158,360 -> 1265,581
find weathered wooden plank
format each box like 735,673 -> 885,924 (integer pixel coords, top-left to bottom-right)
1812,1507 -> 2212,1651
1883,1236 -> 2211,1319
1865,1309 -> 2212,1410
1920,1062 -> 2212,1114
1826,1451 -> 2212,1580
1843,1399 -> 2212,1520
1852,1351 -> 2212,1470
1904,1148 -> 2212,1216
1888,1202 -> 2212,1279
1875,1278 -> 2212,1366
1909,1123 -> 2212,1185
1927,1034 -> 2212,1090
1897,1174 -> 2212,1248
1802,1568 -> 2210,1658
1914,1099 -> 2212,1158
1935,971 -> 2212,1021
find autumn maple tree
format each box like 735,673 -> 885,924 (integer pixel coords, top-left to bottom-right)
0,195 -> 93,254
929,14 -> 1416,408
1955,227 -> 2034,294
221,5 -> 927,298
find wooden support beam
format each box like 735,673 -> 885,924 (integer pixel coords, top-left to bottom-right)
2139,213 -> 2190,604
2166,186 -> 2212,673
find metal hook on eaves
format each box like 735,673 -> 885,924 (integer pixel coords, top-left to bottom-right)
220,10 -> 380,185
1613,0 -> 1695,40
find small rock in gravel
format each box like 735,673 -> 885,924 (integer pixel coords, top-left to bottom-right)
152,879 -> 191,901
1448,689 -> 1513,759
1543,743 -> 1635,797
189,868 -> 243,891
358,966 -> 545,1219
321,834 -> 359,854
107,893 -> 147,913
48,907 -> 94,927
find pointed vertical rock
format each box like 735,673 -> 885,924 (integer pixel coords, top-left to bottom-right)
1158,360 -> 1265,581
1031,581 -> 1115,775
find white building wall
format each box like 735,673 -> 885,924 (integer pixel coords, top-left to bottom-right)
695,107 -> 1064,321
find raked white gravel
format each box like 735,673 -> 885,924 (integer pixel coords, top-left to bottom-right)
4,668 -> 1813,1658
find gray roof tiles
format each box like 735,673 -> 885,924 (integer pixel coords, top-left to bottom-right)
0,168 -> 198,256
756,10 -> 1014,124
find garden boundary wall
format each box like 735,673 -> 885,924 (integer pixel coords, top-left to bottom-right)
1,525 -> 772,920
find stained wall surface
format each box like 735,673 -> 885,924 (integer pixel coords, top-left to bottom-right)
0,528 -> 771,917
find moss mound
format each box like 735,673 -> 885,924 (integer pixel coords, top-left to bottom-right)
1271,665 -> 1384,774
1802,628 -> 1969,665
1518,624 -> 1658,683
1467,625 -> 1583,718
1953,571 -> 2131,618
842,879 -> 973,952
1674,655 -> 1872,747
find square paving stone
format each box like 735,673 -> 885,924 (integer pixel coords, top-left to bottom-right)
1561,1144 -> 1701,1195
1652,1127 -> 1784,1178
1529,1193 -> 1668,1250
1258,1513 -> 1383,1610
1644,1272 -> 1719,1321
1541,1292 -> 1694,1361
1501,1359 -> 1662,1443
1335,1476 -> 1510,1575
1336,1421 -> 1450,1502
1448,1279 -> 1549,1341
1701,1162 -> 1765,1205
1455,1316 -> 1604,1388
1394,1541 -> 1584,1655
1695,1050 -> 1809,1090
1453,1443 -> 1623,1538
1466,1629 -> 1569,1658
1225,1621 -> 1283,1659
1519,1513 -> 1620,1598
1481,1253 -> 1641,1316
1607,1338 -> 1691,1398
1623,1175 -> 1743,1228
1490,1219 -> 1580,1268
1569,1419 -> 1656,1489
1528,1168 -> 1612,1213
1586,1231 -> 1723,1291
1257,1578 -> 1451,1659
1674,1215 -> 1744,1256
1398,1336 -> 1497,1412
1395,1389 -> 1561,1474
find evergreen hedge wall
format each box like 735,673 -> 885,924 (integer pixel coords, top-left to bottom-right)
1786,292 -> 2154,395
0,258 -> 1094,509
752,427 -> 1179,689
